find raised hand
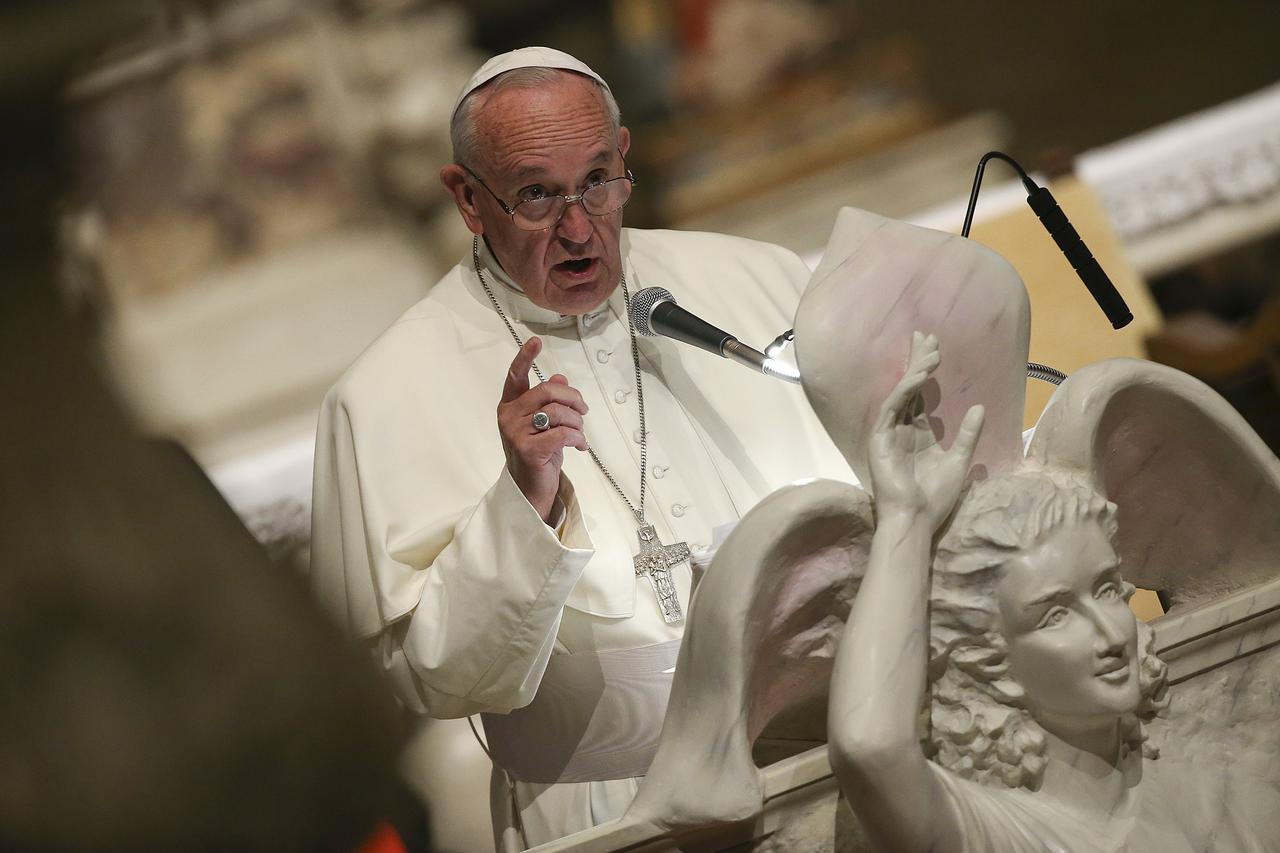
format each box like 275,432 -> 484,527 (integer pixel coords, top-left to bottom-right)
497,337 -> 590,523
869,332 -> 984,532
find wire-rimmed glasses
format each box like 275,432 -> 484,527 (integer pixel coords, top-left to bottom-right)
461,158 -> 636,231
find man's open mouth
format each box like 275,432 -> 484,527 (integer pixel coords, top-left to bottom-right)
556,258 -> 595,274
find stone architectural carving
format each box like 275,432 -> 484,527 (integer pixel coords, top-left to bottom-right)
1076,82 -> 1280,243
1075,82 -> 1280,279
529,207 -> 1280,852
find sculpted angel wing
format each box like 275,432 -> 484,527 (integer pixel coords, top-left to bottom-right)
1027,357 -> 1280,609
626,477 -> 874,830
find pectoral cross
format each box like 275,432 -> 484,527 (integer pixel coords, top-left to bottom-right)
634,522 -> 691,624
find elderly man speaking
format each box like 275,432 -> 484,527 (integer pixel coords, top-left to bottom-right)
310,47 -> 851,849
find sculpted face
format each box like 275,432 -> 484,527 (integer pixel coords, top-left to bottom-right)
447,72 -> 630,316
996,519 -> 1141,725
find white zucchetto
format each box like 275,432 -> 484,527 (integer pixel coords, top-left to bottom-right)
451,46 -> 611,118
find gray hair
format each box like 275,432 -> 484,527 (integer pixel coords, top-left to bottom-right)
925,468 -> 1169,790
450,67 -> 622,168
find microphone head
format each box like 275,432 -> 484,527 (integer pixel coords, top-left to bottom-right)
627,286 -> 675,336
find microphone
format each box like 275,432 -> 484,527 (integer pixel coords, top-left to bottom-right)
627,287 -> 800,383
1023,182 -> 1132,329
962,150 -> 1133,331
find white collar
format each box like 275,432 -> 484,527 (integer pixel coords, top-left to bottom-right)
475,238 -> 579,329
472,236 -> 629,331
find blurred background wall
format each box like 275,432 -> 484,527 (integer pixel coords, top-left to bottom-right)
10,1 -> 1279,849
41,0 -> 1280,564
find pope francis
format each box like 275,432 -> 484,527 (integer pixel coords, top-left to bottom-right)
309,46 -> 853,850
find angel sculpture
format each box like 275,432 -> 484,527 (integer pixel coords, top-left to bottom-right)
617,208 -> 1280,853
832,332 -> 1194,852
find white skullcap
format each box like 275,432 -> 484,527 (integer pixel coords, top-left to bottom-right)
451,46 -> 611,118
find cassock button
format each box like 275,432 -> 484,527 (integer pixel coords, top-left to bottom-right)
632,429 -> 645,444
596,349 -> 612,363
671,503 -> 686,518
614,389 -> 630,404
653,465 -> 668,479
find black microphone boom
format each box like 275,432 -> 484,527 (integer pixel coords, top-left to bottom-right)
962,150 -> 1133,331
1024,184 -> 1132,329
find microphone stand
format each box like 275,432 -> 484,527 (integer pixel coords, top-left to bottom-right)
721,153 -> 1129,388
963,151 -> 1133,329
961,150 -> 1135,385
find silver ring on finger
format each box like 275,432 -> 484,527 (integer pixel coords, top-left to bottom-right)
531,411 -> 551,432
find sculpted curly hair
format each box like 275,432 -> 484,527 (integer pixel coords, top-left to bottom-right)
924,468 -> 1169,791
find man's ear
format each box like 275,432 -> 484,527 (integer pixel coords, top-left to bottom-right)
440,164 -> 484,236
618,125 -> 631,159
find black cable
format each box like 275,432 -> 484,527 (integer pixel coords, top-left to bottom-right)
961,151 -> 1032,238
963,152 -> 1066,385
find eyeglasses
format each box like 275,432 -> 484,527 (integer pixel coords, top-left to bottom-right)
461,156 -> 636,231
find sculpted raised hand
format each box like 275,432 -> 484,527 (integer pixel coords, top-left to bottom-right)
869,331 -> 984,532
497,337 -> 590,523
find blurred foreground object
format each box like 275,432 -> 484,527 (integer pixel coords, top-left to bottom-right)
0,2 -> 405,850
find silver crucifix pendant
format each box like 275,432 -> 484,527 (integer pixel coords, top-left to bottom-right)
634,522 -> 691,624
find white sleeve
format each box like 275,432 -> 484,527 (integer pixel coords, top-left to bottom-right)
310,389 -> 595,719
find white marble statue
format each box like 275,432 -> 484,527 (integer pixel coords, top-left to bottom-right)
828,332 -> 1278,852
610,208 -> 1280,853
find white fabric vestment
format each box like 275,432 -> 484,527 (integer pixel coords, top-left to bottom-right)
310,228 -> 855,849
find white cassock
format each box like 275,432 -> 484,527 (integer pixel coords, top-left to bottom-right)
310,228 -> 855,849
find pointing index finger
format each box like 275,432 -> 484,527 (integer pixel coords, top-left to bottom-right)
502,337 -> 542,403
